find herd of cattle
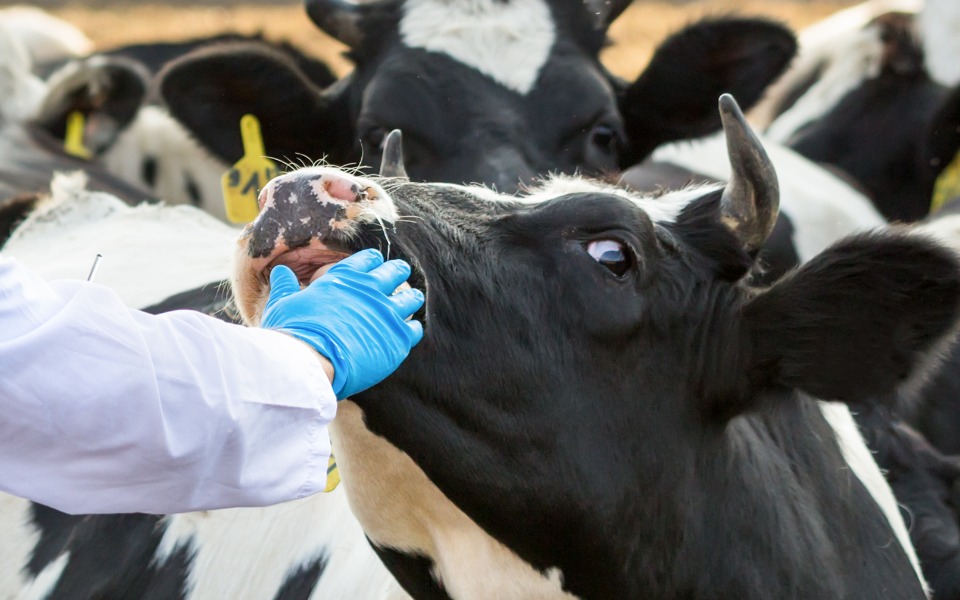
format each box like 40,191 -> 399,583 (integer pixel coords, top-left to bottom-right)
3,0 -> 960,598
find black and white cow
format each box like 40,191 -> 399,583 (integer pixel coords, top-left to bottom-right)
2,95 -> 956,599
0,25 -> 160,242
156,0 -> 797,194
225,96 -> 956,599
89,32 -> 339,219
754,0 -> 960,223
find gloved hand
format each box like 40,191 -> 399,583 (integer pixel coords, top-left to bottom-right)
261,248 -> 425,400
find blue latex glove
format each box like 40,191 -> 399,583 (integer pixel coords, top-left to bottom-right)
261,249 -> 425,400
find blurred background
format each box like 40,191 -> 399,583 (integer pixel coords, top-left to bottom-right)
0,0 -> 863,78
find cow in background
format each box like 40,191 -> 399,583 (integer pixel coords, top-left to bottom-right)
156,0 -> 796,194
754,0 -> 960,223
0,11 -> 336,224
0,23 -> 162,242
89,32 -> 339,219
0,95 -> 950,600
0,6 -> 93,70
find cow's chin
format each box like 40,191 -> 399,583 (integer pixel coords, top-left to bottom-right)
232,238 -> 353,326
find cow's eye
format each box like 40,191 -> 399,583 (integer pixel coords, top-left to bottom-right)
586,239 -> 631,277
589,123 -> 618,156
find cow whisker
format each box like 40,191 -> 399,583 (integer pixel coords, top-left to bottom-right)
373,212 -> 392,259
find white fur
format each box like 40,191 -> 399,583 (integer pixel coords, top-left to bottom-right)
752,0 -> 921,135
920,0 -> 960,86
3,172 -> 239,308
0,6 -> 92,66
156,491 -> 406,600
651,132 -> 886,261
400,0 -> 555,95
0,494 -> 43,599
101,106 -> 231,220
425,174 -> 702,225
913,214 -> 960,253
818,402 -> 927,594
18,554 -> 69,600
0,23 -> 46,125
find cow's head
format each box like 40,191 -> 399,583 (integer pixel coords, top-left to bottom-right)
763,9 -> 960,222
231,94 -> 959,598
158,0 -> 796,193
0,48 -> 160,213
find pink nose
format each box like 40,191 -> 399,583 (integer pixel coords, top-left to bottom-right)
257,170 -> 368,211
322,173 -> 366,203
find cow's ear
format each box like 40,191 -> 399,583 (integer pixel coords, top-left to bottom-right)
617,18 -> 797,164
31,56 -> 148,156
739,232 -> 960,410
157,43 -> 352,166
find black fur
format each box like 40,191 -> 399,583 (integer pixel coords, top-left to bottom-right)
856,408 -> 960,600
272,555 -> 328,600
26,505 -> 183,599
370,543 -> 453,600
141,280 -> 240,324
248,175 -> 959,598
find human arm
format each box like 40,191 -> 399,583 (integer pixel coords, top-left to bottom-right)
0,251 -> 421,515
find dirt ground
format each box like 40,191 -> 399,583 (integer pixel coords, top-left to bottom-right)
42,1 -> 861,79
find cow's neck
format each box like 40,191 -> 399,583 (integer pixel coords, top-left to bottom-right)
330,401 -> 575,599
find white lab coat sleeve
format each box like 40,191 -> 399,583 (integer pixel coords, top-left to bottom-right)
0,255 -> 338,515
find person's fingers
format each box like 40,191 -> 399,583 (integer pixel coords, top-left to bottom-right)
327,248 -> 384,275
366,259 -> 412,294
267,265 -> 301,307
406,319 -> 424,346
390,288 -> 424,318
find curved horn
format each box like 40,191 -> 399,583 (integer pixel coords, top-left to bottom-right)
379,129 -> 409,179
718,93 -> 779,254
584,0 -> 634,30
304,0 -> 400,49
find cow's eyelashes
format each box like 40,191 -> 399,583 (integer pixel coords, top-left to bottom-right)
586,239 -> 632,277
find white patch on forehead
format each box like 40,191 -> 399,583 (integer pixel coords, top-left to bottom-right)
399,0 -> 556,95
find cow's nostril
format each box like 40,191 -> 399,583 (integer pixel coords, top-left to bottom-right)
322,175 -> 367,203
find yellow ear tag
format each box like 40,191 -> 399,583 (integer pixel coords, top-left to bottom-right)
931,148 -> 960,214
64,111 -> 92,159
220,114 -> 279,224
324,454 -> 341,492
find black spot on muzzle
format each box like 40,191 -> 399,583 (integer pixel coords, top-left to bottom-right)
246,176 -> 352,259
